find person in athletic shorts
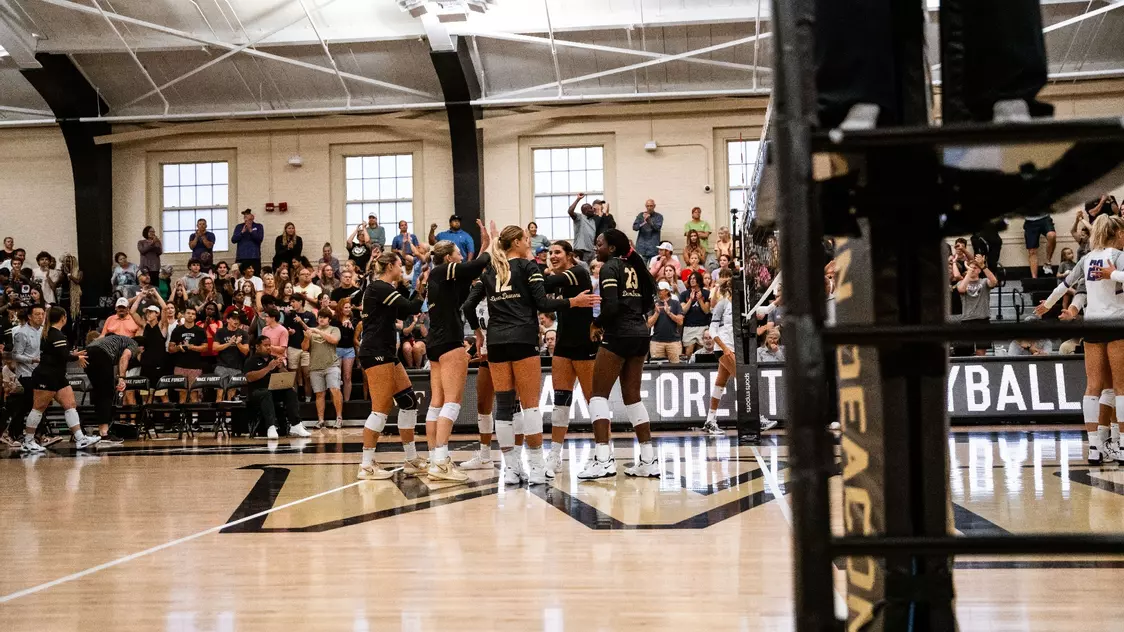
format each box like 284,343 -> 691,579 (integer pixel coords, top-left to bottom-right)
19,306 -> 101,452
702,269 -> 735,436
1023,213 -> 1057,278
1038,214 -> 1124,464
578,229 -> 659,480
422,220 -> 492,482
463,225 -> 599,485
542,240 -> 597,475
356,251 -> 429,480
460,280 -> 499,473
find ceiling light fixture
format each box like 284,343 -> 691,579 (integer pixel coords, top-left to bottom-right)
397,0 -> 497,20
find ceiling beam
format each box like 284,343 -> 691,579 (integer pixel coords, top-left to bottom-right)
0,7 -> 40,68
476,97 -> 768,130
28,0 -> 439,99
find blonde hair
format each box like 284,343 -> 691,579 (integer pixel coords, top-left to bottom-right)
431,240 -> 457,266
1091,214 -> 1124,250
490,225 -> 525,289
714,268 -> 734,301
370,250 -> 401,277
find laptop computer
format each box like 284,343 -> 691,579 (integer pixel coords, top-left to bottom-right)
267,372 -> 296,390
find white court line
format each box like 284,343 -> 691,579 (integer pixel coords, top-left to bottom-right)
751,446 -> 849,620
0,478 -> 368,604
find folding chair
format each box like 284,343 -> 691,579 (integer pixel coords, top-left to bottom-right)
146,375 -> 186,438
215,375 -> 247,438
180,374 -> 223,436
114,376 -> 150,436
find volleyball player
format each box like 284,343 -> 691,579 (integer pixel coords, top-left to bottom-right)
356,251 -> 429,480
702,268 -> 736,436
423,220 -> 492,482
578,229 -> 659,480
1037,214 -> 1124,464
542,241 -> 597,475
19,306 -> 101,452
463,226 -> 599,484
459,281 -> 500,473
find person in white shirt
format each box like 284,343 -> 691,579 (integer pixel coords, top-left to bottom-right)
32,251 -> 62,305
237,262 -> 263,292
294,267 -> 322,301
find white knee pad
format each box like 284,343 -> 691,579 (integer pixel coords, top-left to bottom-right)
589,396 -> 611,422
364,412 -> 387,432
63,408 -> 80,430
521,407 -> 543,435
625,402 -> 650,428
513,410 -> 524,436
495,417 -> 515,449
711,384 -> 726,400
439,402 -> 462,423
397,408 -> 417,431
1102,389 -> 1116,407
551,405 -> 570,428
478,413 -> 494,434
426,406 -> 441,422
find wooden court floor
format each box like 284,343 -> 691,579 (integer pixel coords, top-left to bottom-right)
0,427 -> 1121,631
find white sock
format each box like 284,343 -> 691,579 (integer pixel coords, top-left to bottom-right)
433,445 -> 449,462
706,409 -> 717,424
595,443 -> 611,461
403,441 -> 417,461
1089,429 -> 1100,448
362,447 -> 375,467
513,444 -> 523,459
1113,424 -> 1121,447
1098,426 -> 1110,449
528,446 -> 544,468
550,442 -> 563,458
24,432 -> 35,443
639,442 -> 655,462
1083,396 -> 1100,448
479,442 -> 491,460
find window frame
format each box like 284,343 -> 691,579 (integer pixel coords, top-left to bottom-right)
146,149 -> 237,266
713,128 -> 763,239
519,134 -> 616,243
529,145 -> 606,242
330,141 -> 424,248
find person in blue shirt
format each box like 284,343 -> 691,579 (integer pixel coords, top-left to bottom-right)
188,219 -> 216,272
631,199 -> 664,260
231,209 -> 265,276
428,214 -> 476,260
392,220 -> 420,262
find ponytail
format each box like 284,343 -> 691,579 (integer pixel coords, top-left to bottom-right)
432,240 -> 457,266
370,250 -> 401,277
43,305 -> 66,339
602,229 -> 655,313
490,225 -> 524,289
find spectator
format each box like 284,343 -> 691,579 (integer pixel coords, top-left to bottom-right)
593,199 -> 616,237
680,252 -> 706,283
212,311 -> 249,389
745,252 -> 771,292
713,253 -> 737,282
757,329 -> 785,362
364,213 -> 387,248
1057,247 -> 1077,278
261,272 -> 278,299
0,248 -> 26,273
294,267 -> 322,302
392,220 -> 420,264
714,226 -> 734,262
648,241 -> 682,277
0,236 -> 13,263
239,262 -> 263,292
111,251 -> 140,298
306,309 -> 344,428
957,255 -> 998,356
527,221 -> 551,253
428,215 -> 475,260
332,269 -> 361,303
32,251 -> 61,306
648,280 -> 684,363
285,295 -> 316,399
541,330 -> 557,357
346,223 -> 373,273
1006,339 -> 1053,356
755,284 -> 784,339
157,265 -> 175,300
334,299 -> 358,402
567,194 -> 599,262
539,312 -> 557,335
319,242 -> 341,276
188,276 -> 224,310
684,207 -> 712,251
102,297 -> 140,338
318,265 -> 339,295
243,334 -> 305,439
260,307 -> 289,364
659,264 -> 687,294
198,301 -> 224,371
680,271 -> 711,356
400,312 -> 428,368
56,253 -> 82,324
683,230 -> 708,270
1072,203 -> 1095,259
189,219 -> 216,272
181,258 -> 208,293
273,222 -> 303,271
691,329 -> 717,361
138,226 -> 163,273
1023,211 -> 1056,278
632,199 -> 664,259
169,307 -> 208,402
134,271 -> 161,311
232,209 -> 265,275
276,262 -> 291,285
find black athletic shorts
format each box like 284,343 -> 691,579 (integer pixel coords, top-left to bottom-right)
31,370 -> 70,393
359,351 -> 400,368
1084,331 -> 1124,344
426,341 -> 466,363
487,343 -> 539,363
600,336 -> 650,359
554,344 -> 599,361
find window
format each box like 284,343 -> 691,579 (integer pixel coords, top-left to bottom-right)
727,139 -> 762,213
161,162 -> 230,254
532,146 -> 604,241
344,154 -> 414,241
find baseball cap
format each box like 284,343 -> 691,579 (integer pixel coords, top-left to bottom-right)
658,241 -> 674,251
657,281 -> 672,292
145,305 -> 161,314
368,212 -> 377,218
241,208 -> 253,215
115,297 -> 129,308
449,214 -> 462,222
535,245 -> 549,255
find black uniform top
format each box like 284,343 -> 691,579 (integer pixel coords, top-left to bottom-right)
243,353 -> 277,393
463,257 -> 569,347
359,279 -> 424,357
596,257 -> 652,338
425,253 -> 491,350
139,323 -> 167,368
334,319 -> 356,349
544,265 -> 594,347
37,327 -> 76,376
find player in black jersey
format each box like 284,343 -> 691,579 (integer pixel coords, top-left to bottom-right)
20,306 -> 102,452
578,228 -> 660,480
541,240 -> 597,476
356,251 -> 429,481
423,219 -> 492,482
459,280 -> 500,473
463,225 -> 599,484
